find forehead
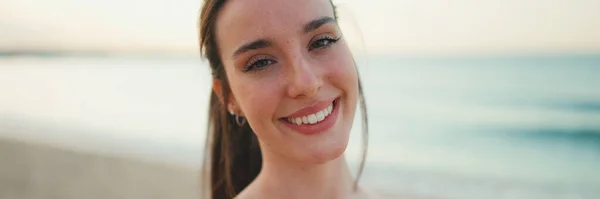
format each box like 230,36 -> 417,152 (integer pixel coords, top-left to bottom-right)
215,0 -> 335,55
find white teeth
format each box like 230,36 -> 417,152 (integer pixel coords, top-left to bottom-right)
316,111 -> 325,121
286,102 -> 335,125
301,116 -> 308,124
308,114 -> 318,124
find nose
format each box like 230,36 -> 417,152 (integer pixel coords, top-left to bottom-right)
286,55 -> 323,98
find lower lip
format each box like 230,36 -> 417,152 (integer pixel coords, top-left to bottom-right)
280,99 -> 340,135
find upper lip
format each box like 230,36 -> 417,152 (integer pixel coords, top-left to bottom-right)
282,97 -> 337,119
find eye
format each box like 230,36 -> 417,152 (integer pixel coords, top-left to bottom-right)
309,35 -> 340,51
244,56 -> 277,72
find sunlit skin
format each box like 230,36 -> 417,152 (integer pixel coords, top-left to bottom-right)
212,0 -> 364,198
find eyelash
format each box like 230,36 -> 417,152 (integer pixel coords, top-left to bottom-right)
308,35 -> 341,51
243,35 -> 341,73
243,55 -> 276,72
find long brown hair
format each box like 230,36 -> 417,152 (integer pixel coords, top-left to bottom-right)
198,1 -> 369,198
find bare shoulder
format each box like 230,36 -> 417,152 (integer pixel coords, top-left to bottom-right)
233,188 -> 259,199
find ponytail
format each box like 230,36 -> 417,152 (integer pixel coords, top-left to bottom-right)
202,79 -> 262,199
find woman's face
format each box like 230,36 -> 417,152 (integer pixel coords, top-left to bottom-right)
215,0 -> 358,164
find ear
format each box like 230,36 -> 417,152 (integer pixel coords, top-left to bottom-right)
213,79 -> 244,116
212,79 -> 224,104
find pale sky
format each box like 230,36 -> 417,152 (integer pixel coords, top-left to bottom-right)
1,0 -> 600,55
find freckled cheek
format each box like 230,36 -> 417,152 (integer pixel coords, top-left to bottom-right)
238,82 -> 281,123
323,55 -> 358,89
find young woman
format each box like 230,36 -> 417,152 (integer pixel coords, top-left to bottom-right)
198,0 -> 370,198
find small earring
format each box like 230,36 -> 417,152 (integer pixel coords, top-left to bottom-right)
235,115 -> 246,126
228,107 -> 246,126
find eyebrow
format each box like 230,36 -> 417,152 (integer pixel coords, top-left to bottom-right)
232,39 -> 271,58
303,16 -> 336,33
231,16 -> 336,58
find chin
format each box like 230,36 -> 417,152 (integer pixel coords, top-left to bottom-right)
301,135 -> 350,165
296,106 -> 354,165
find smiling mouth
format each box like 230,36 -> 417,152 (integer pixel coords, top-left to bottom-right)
282,100 -> 337,125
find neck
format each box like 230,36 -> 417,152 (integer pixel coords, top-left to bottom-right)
253,151 -> 357,199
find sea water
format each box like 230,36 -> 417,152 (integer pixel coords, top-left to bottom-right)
352,55 -> 600,199
1,54 -> 599,199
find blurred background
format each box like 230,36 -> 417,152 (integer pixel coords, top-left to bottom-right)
1,0 -> 600,199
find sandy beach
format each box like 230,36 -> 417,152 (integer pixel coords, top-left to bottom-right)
0,138 -> 201,199
0,137 -> 430,199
